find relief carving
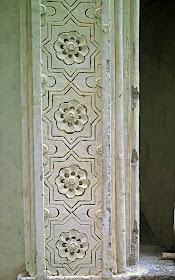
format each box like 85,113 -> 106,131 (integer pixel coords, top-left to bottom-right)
56,230 -> 89,262
54,100 -> 88,133
54,31 -> 89,65
40,3 -> 55,27
43,143 -> 56,166
87,134 -> 102,166
42,0 -> 102,275
85,0 -> 102,28
55,165 -> 89,198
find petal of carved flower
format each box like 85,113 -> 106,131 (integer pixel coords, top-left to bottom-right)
55,49 -> 67,60
59,122 -> 76,133
78,36 -> 87,46
67,252 -> 77,262
75,249 -> 86,259
65,189 -> 76,199
77,103 -> 86,113
64,54 -> 74,65
59,168 -> 71,178
69,165 -> 79,175
60,232 -> 70,242
57,33 -> 68,44
69,230 -> 79,239
54,41 -> 64,52
56,239 -> 66,250
74,186 -> 85,196
80,241 -> 89,251
69,100 -> 79,109
59,103 -> 69,113
77,169 -> 86,178
79,113 -> 88,124
58,249 -> 70,259
56,184 -> 68,195
77,232 -> 88,243
73,53 -> 85,64
78,178 -> 89,187
79,45 -> 89,56
67,31 -> 78,40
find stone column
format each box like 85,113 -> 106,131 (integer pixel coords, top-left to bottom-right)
18,0 -> 140,279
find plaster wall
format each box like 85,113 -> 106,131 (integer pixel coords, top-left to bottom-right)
140,0 -> 175,250
0,0 -> 25,279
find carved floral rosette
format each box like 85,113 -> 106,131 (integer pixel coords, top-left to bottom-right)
55,100 -> 88,134
56,230 -> 89,261
54,31 -> 89,65
55,165 -> 89,198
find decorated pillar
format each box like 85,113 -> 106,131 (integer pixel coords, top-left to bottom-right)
19,0 -> 140,279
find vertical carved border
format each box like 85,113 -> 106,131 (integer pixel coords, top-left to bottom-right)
102,0 -> 117,278
31,0 -> 45,279
20,0 -> 36,277
114,0 -> 127,274
19,0 -> 45,279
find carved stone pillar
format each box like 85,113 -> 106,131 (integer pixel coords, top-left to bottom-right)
19,0 -> 139,279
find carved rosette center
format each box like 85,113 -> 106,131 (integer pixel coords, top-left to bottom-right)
68,111 -> 75,120
68,42 -> 75,51
69,242 -> 77,251
68,177 -> 75,185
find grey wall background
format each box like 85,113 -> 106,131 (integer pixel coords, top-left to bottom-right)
140,0 -> 175,250
0,0 -> 25,279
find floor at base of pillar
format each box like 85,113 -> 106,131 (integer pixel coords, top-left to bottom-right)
118,212 -> 175,279
118,244 -> 174,279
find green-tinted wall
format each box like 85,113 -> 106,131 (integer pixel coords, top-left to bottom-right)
0,0 -> 25,279
140,0 -> 175,250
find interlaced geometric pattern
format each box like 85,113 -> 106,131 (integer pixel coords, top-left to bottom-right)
41,0 -> 102,276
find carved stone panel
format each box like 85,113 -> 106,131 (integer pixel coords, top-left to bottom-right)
41,0 -> 102,276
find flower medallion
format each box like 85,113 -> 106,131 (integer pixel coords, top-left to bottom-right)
55,165 -> 89,198
56,230 -> 89,261
54,31 -> 89,65
54,100 -> 88,133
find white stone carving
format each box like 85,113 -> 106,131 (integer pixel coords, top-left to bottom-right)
56,230 -> 89,261
55,165 -> 89,198
41,0 -> 102,276
43,143 -> 56,166
54,31 -> 89,65
55,100 -> 88,133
